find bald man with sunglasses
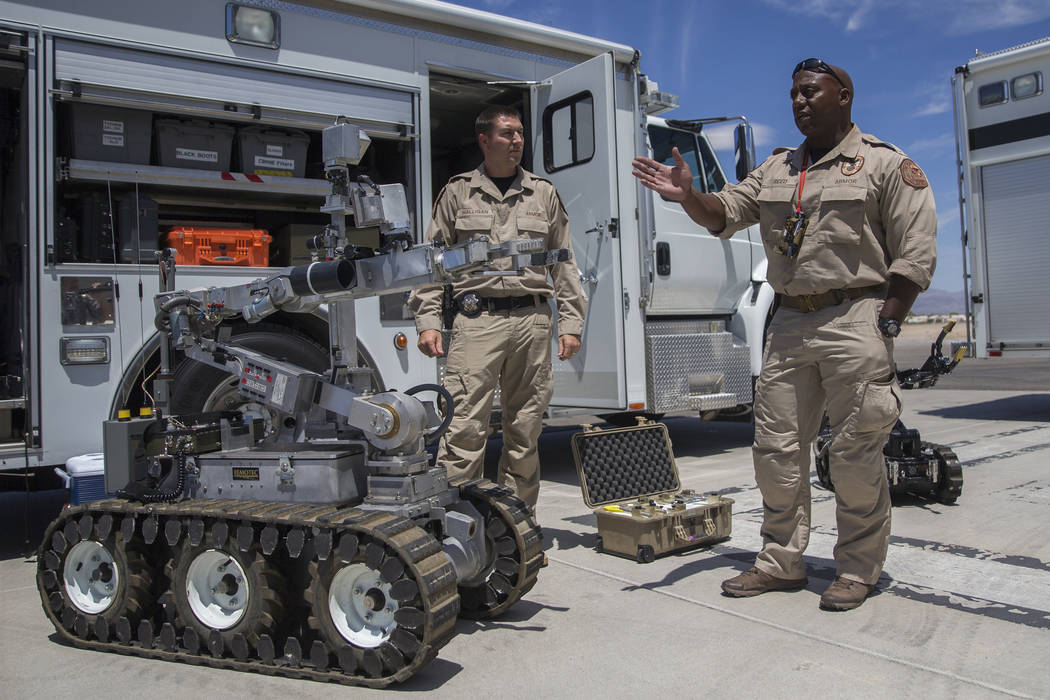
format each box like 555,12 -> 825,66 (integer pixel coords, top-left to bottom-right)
633,60 -> 936,610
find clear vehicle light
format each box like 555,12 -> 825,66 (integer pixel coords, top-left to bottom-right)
226,4 -> 280,49
60,337 -> 110,365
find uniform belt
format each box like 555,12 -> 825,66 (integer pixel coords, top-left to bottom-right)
779,284 -> 886,313
477,294 -> 545,312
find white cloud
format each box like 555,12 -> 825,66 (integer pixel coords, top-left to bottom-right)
761,0 -> 1050,35
906,132 -> 955,154
916,100 -> 951,117
845,0 -> 874,31
705,122 -> 778,151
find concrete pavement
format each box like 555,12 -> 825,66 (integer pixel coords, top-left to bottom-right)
1,377 -> 1049,698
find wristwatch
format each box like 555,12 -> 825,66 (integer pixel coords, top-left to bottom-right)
877,316 -> 901,338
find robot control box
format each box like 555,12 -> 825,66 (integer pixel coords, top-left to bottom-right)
571,421 -> 733,563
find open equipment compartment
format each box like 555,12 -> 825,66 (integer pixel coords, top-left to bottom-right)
571,420 -> 733,563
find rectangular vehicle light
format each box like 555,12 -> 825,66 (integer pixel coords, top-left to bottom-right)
60,337 -> 110,365
226,3 -> 280,49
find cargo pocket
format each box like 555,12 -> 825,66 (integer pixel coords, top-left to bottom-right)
817,186 -> 866,244
846,375 -> 902,438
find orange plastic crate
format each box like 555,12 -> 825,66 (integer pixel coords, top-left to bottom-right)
162,227 -> 271,266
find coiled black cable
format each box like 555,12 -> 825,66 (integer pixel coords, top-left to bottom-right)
403,383 -> 454,446
116,452 -> 187,503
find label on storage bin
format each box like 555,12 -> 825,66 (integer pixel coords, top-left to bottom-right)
176,148 -> 219,163
255,155 -> 295,170
266,145 -> 284,157
102,134 -> 125,147
102,120 -> 125,134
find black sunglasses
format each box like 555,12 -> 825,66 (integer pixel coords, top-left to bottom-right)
792,58 -> 847,89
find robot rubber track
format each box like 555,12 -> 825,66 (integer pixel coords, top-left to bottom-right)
36,479 -> 542,688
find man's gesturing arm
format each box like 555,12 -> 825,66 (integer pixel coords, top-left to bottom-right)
632,146 -> 727,233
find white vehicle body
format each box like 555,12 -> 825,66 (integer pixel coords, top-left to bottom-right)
0,0 -> 769,475
953,37 -> 1050,358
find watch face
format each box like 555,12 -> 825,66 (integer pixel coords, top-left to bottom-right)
879,317 -> 901,338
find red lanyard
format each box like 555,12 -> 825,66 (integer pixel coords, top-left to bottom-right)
795,150 -> 809,215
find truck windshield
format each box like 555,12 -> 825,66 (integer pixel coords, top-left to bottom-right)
647,125 -> 727,194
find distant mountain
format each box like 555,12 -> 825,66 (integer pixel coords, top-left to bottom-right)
911,288 -> 966,315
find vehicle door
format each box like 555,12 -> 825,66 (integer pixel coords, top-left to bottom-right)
531,53 -> 624,408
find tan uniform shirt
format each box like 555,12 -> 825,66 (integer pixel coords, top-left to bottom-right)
714,124 -> 937,296
409,164 -> 587,335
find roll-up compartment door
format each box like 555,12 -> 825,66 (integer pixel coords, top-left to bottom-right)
53,39 -> 413,133
980,153 -> 1050,348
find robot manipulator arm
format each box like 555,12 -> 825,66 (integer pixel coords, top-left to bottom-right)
179,340 -> 443,455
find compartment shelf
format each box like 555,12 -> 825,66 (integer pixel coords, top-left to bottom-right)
59,159 -> 330,198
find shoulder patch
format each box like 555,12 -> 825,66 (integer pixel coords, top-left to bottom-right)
900,159 -> 929,189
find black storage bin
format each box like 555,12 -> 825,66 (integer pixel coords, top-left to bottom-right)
76,193 -> 117,263
154,118 -> 235,171
235,126 -> 310,177
116,194 -> 159,264
66,104 -> 152,164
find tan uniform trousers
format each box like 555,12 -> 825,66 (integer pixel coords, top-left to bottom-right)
752,295 -> 902,585
438,303 -> 554,510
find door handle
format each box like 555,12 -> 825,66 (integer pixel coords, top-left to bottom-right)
656,242 -> 671,276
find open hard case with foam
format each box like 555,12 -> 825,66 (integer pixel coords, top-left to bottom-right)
571,420 -> 733,563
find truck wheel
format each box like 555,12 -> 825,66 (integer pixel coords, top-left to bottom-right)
931,445 -> 963,504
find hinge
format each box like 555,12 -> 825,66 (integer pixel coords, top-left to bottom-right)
623,290 -> 630,314
971,293 -> 984,304
608,218 -> 619,238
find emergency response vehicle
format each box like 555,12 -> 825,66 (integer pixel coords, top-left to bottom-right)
0,0 -> 768,483
953,36 -> 1050,358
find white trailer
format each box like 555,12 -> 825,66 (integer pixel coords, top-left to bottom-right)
0,0 -> 769,480
953,37 -> 1050,358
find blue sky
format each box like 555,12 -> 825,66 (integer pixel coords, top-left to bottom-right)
448,0 -> 1050,294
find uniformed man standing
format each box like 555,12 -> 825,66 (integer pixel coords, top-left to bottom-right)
633,60 -> 936,610
409,105 -> 587,513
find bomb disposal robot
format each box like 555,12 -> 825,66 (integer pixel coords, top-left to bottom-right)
35,123 -> 567,687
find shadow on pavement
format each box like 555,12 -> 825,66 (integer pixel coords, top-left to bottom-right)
0,490 -> 68,561
920,393 -> 1050,421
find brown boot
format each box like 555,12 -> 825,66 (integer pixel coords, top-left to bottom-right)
721,566 -> 808,597
819,576 -> 874,610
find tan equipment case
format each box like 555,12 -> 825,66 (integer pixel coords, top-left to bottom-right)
571,421 -> 733,563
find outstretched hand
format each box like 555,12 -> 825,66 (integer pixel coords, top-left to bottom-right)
632,147 -> 693,202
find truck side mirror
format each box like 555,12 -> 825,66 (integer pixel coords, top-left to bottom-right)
733,123 -> 756,182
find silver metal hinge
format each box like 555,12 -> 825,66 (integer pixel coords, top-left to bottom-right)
278,456 -> 295,485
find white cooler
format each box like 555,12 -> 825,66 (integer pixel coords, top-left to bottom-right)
56,453 -> 110,505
